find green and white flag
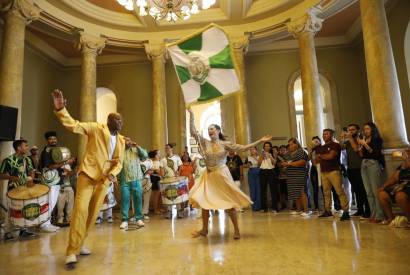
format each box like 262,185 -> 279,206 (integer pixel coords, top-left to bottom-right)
167,24 -> 241,106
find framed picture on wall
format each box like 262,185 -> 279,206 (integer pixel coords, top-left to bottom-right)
190,138 -> 197,145
191,147 -> 199,153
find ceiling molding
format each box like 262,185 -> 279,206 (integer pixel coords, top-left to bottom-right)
60,0 -> 144,28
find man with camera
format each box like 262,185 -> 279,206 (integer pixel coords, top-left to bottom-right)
341,124 -> 370,218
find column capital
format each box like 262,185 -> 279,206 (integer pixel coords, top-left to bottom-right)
74,31 -> 106,56
1,0 -> 40,24
144,42 -> 167,62
286,8 -> 323,38
230,34 -> 250,54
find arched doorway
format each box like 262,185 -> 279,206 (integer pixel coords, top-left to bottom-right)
186,101 -> 221,155
288,70 -> 340,147
96,87 -> 117,124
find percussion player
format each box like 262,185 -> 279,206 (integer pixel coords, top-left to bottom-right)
160,144 -> 184,219
39,130 -> 75,233
51,89 -> 125,269
119,137 -> 148,230
0,139 -> 36,241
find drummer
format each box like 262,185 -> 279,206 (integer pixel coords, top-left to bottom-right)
39,131 -> 75,233
160,143 -> 185,219
0,139 -> 36,241
119,137 -> 148,230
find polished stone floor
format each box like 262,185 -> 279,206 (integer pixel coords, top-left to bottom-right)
1,210 -> 410,275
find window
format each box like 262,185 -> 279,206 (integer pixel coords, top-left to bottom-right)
96,87 -> 117,124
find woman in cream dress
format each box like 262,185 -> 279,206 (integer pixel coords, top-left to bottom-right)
188,109 -> 272,239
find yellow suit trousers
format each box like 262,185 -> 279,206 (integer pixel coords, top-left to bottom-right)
66,173 -> 109,256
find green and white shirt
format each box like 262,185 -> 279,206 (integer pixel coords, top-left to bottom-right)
0,154 -> 34,190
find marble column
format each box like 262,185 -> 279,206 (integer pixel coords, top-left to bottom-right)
75,32 -> 106,160
287,10 -> 324,146
145,42 -> 168,150
178,88 -> 187,154
0,0 -> 40,159
360,0 -> 408,149
231,35 -> 251,145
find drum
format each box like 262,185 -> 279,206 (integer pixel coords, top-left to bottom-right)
51,147 -> 71,163
7,184 -> 51,228
159,176 -> 189,205
101,184 -> 116,211
142,178 -> 152,194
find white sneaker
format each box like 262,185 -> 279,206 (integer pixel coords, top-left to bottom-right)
106,217 -> 114,223
51,224 -> 60,230
143,215 -> 150,221
301,211 -> 312,217
40,224 -> 57,233
136,220 -> 145,227
120,221 -> 128,229
80,246 -> 91,255
272,210 -> 278,214
290,211 -> 301,215
95,217 -> 103,224
65,254 -> 77,265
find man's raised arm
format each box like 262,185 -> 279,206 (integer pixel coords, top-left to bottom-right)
52,89 -> 94,136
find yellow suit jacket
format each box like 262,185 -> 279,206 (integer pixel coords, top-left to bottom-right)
54,107 -> 125,181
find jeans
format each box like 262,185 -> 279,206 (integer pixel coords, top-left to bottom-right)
310,166 -> 320,210
120,180 -> 143,221
347,168 -> 370,215
361,159 -> 384,220
248,168 -> 261,211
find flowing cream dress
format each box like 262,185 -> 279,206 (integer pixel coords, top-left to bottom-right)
189,120 -> 256,210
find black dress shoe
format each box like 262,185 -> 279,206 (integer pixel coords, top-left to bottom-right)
19,229 -> 36,239
3,232 -> 15,241
319,211 -> 333,218
352,211 -> 363,217
340,211 -> 351,221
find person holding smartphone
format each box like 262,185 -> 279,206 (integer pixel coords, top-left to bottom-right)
340,124 -> 370,219
258,141 -> 279,213
356,122 -> 385,223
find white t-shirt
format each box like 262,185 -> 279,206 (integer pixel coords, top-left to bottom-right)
141,159 -> 153,179
246,156 -> 259,168
160,155 -> 182,177
109,134 -> 117,160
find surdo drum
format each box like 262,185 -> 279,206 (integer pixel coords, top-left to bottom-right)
7,184 -> 51,228
159,176 -> 189,206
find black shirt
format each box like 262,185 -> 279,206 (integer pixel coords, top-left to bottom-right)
40,145 -> 64,184
226,155 -> 243,181
362,138 -> 383,161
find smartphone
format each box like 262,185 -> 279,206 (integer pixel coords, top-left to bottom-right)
358,133 -> 364,139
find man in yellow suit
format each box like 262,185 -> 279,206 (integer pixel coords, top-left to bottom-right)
51,89 -> 125,268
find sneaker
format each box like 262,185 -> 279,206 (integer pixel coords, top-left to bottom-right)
19,229 -> 36,239
95,217 -> 103,225
51,224 -> 60,230
271,210 -> 278,214
340,211 -> 350,221
136,220 -> 145,227
80,246 -> 91,255
40,224 -> 57,233
120,221 -> 128,229
290,211 -> 302,215
301,211 -> 312,217
319,211 -> 333,218
3,232 -> 15,241
129,217 -> 136,223
143,215 -> 150,221
106,217 -> 114,223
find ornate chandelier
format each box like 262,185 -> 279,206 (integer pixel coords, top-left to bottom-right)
116,0 -> 216,22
